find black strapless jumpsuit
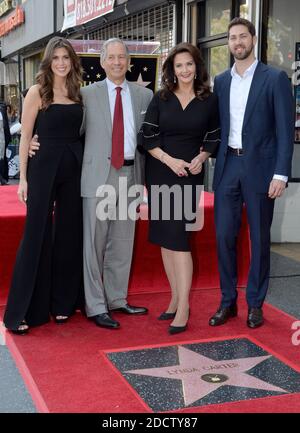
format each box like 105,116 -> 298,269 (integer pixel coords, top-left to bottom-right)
4,104 -> 84,330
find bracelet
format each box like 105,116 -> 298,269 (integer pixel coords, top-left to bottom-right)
160,151 -> 166,164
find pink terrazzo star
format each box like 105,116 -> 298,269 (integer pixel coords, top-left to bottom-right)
125,346 -> 288,406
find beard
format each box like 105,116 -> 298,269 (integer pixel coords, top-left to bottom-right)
231,43 -> 254,61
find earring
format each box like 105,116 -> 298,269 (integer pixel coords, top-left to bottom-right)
174,75 -> 177,83
194,74 -> 197,80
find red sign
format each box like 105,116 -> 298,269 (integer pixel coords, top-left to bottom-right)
76,0 -> 115,25
67,0 -> 75,13
0,5 -> 25,37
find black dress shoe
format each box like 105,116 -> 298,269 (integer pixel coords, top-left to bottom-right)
168,324 -> 187,335
111,304 -> 148,315
247,308 -> 264,329
209,305 -> 238,326
158,311 -> 176,320
90,313 -> 120,329
0,176 -> 8,186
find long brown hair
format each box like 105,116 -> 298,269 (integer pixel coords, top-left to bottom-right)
160,42 -> 211,100
36,37 -> 83,110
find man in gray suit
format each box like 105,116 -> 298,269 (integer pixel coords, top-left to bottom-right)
81,39 -> 153,329
30,39 -> 153,329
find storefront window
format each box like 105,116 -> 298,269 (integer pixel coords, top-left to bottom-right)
267,0 -> 300,179
267,0 -> 297,77
240,0 -> 258,22
208,45 -> 230,80
24,53 -> 42,89
205,0 -> 231,37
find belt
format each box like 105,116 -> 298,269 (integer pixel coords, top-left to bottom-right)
228,146 -> 244,156
123,159 -> 134,166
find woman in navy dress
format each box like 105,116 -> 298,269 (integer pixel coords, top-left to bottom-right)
141,43 -> 220,334
4,37 -> 84,334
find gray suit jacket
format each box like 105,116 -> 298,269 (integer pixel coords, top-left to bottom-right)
80,80 -> 153,198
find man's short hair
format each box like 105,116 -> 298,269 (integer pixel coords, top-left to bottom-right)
228,17 -> 256,37
100,38 -> 130,64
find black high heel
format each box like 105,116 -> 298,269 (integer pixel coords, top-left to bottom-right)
157,311 -> 177,320
168,324 -> 187,335
54,315 -> 69,324
168,309 -> 189,334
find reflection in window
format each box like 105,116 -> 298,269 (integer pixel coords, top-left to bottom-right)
267,0 -> 297,77
209,45 -> 230,81
205,0 -> 231,37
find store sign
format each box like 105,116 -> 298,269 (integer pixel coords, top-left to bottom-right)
62,0 -> 115,31
0,5 -> 25,37
0,0 -> 12,18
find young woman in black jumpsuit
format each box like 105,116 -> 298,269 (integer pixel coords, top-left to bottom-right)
142,43 -> 220,335
4,37 -> 84,334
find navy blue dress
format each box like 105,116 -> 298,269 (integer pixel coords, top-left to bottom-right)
142,91 -> 220,251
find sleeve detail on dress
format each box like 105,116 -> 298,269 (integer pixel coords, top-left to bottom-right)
203,127 -> 221,142
140,120 -> 161,149
138,92 -> 162,151
143,121 -> 159,128
202,126 -> 221,156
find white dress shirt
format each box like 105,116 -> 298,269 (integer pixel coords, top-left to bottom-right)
106,77 -> 136,160
229,60 -> 287,183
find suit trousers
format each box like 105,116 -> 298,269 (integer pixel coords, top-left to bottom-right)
83,165 -> 136,316
214,153 -> 275,309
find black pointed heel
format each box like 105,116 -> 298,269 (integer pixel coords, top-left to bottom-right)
157,311 -> 177,320
168,324 -> 187,335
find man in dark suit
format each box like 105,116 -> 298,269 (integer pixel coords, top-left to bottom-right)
209,18 -> 294,328
0,101 -> 11,185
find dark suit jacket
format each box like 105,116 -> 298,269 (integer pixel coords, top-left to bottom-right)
212,61 -> 294,193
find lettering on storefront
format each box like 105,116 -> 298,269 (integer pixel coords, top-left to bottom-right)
0,0 -> 12,17
62,0 -> 115,30
0,5 -> 25,37
76,0 -> 115,25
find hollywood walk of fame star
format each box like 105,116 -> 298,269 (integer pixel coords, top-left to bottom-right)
135,73 -> 151,88
125,346 -> 288,406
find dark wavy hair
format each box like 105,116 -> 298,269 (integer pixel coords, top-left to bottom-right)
160,42 -> 211,100
36,37 -> 83,110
